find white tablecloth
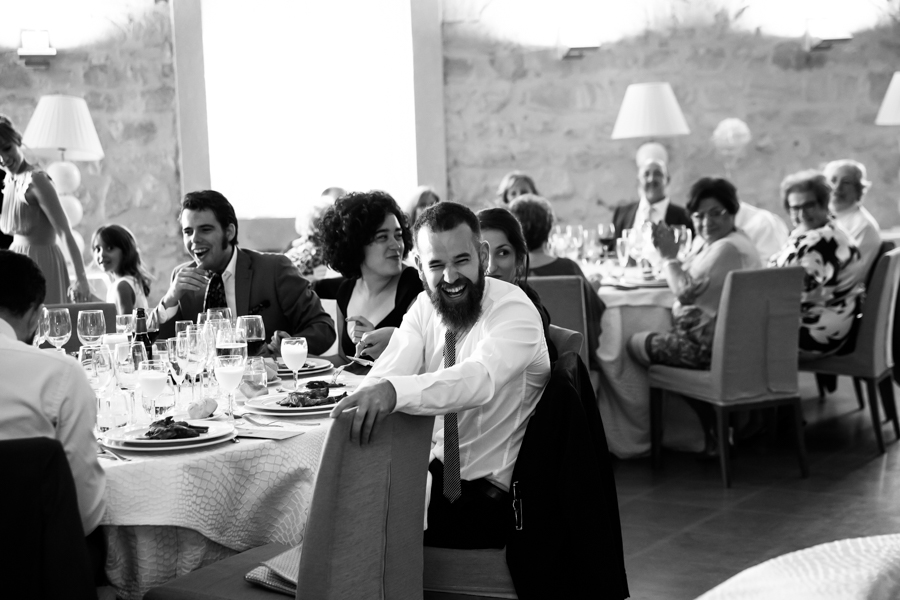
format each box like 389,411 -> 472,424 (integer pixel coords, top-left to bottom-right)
595,285 -> 705,458
696,535 -> 900,600
100,420 -> 330,599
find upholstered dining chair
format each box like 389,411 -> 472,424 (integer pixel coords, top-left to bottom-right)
800,247 -> 900,455
547,324 -> 583,359
648,267 -> 808,488
45,301 -> 117,355
143,410 -> 434,600
528,276 -> 590,367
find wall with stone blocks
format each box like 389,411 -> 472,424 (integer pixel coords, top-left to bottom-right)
1,0 -> 180,306
443,20 -> 900,231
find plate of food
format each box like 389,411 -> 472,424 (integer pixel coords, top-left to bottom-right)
101,418 -> 235,448
276,357 -> 333,377
245,381 -> 350,413
621,275 -> 669,287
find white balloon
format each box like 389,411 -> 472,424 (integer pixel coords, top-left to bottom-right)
47,161 -> 81,194
59,194 -> 84,227
712,118 -> 752,155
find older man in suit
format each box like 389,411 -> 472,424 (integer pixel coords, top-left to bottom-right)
155,190 -> 335,356
613,146 -> 693,239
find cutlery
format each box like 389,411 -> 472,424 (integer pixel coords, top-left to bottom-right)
100,446 -> 132,462
242,414 -> 284,428
347,355 -> 374,367
330,363 -> 348,385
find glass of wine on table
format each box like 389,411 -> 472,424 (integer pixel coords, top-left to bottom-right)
215,355 -> 245,419
281,337 -> 308,391
236,315 -> 265,356
138,360 -> 170,420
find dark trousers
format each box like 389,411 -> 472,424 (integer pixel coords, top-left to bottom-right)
86,527 -> 109,586
424,459 -> 510,549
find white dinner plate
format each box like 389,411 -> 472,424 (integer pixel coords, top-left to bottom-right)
241,406 -> 334,418
245,389 -> 349,413
621,277 -> 669,288
276,357 -> 333,377
101,431 -> 237,452
102,420 -> 235,446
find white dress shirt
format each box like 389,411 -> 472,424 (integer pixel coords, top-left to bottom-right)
362,277 -> 551,491
834,204 -> 881,279
0,318 -> 106,534
734,203 -> 790,263
635,197 -> 670,228
160,245 -> 238,323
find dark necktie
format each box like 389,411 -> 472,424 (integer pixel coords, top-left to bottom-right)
443,329 -> 462,503
204,272 -> 226,313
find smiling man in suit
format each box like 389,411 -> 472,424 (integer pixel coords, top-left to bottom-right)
613,148 -> 693,239
155,190 -> 335,356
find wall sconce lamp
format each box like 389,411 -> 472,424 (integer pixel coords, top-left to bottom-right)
18,30 -> 57,68
611,82 -> 690,139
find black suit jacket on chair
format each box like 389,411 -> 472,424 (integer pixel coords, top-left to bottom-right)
157,247 -> 336,355
506,352 -> 629,600
613,200 -> 694,238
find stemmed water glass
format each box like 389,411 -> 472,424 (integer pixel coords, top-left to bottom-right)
77,310 -> 106,347
165,338 -> 186,411
32,306 -> 49,348
214,355 -> 245,419
208,307 -> 233,326
115,341 -> 147,425
138,360 -> 169,420
672,225 -> 693,262
79,345 -> 115,431
115,314 -> 134,338
177,328 -> 207,405
282,337 -> 308,391
46,308 -> 72,353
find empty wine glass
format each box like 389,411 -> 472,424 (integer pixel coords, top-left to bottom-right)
79,345 -> 115,431
214,354 -> 245,419
175,320 -> 193,336
32,306 -> 49,348
177,328 -> 207,405
616,238 -> 630,270
115,341 -> 147,425
165,338 -> 186,410
138,360 -> 169,420
208,307 -> 233,326
115,314 -> 134,337
78,310 -> 106,347
673,226 -> 693,261
282,337 -> 308,390
46,308 -> 72,353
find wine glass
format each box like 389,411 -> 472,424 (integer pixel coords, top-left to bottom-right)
32,306 -> 49,348
46,308 -> 72,353
78,310 -> 106,347
208,307 -> 233,326
177,328 -> 207,405
281,337 -> 308,390
616,238 -> 630,270
216,327 -> 248,361
115,342 -> 147,425
165,338 -> 186,410
138,360 -> 169,420
151,341 -> 176,415
115,314 -> 134,337
236,315 -> 265,357
598,224 -> 616,259
673,226 -> 693,262
175,320 -> 193,336
214,355 -> 245,419
79,345 -> 115,431
146,309 -> 160,345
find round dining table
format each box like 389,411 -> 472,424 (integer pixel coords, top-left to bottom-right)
594,281 -> 706,458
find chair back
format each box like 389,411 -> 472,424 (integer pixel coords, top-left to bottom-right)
528,276 -> 589,366
45,302 -> 117,355
0,437 -> 95,599
548,324 -> 583,359
707,267 -> 804,401
296,410 -> 434,600
844,248 -> 900,374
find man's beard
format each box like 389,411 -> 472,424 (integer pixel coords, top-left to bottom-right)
425,266 -> 486,332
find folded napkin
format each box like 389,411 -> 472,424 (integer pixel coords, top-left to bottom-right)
246,544 -> 302,596
238,381 -> 269,399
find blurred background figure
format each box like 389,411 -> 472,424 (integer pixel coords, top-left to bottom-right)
91,224 -> 152,315
404,185 -> 440,227
496,170 -> 539,206
733,197 -> 790,263
823,159 -> 881,277
285,186 -> 346,280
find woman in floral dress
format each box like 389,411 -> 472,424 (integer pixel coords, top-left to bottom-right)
769,170 -> 864,358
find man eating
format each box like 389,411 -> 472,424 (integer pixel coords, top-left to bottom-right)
330,202 -> 550,549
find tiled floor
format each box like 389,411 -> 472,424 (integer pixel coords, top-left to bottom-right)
614,373 -> 900,600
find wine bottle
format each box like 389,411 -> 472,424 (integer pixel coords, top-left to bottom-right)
134,307 -> 153,360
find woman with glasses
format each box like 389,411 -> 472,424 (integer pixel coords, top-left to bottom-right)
769,170 -> 864,358
628,177 -> 761,370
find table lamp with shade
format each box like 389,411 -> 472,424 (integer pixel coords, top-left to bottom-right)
611,82 -> 690,140
22,94 -> 104,287
876,71 -> 900,150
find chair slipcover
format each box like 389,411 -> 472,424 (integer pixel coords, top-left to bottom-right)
528,276 -> 590,367
144,411 -> 434,600
45,302 -> 117,355
0,437 -> 96,600
547,324 -> 583,359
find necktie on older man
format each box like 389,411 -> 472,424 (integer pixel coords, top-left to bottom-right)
204,272 -> 226,313
442,328 -> 462,503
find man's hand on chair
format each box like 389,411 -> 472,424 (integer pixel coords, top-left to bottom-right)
330,380 -> 397,445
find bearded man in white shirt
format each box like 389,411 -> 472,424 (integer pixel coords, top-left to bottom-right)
0,250 -> 107,578
824,159 -> 881,278
331,202 -> 551,549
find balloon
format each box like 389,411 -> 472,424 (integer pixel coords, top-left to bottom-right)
59,194 -> 84,227
712,118 -> 752,156
46,161 -> 81,194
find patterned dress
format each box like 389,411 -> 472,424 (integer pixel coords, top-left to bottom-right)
768,221 -> 864,358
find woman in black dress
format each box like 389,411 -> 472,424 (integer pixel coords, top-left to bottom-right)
312,190 -> 422,363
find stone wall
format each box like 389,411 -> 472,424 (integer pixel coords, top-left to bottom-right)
443,19 -> 900,230
1,0 -> 180,305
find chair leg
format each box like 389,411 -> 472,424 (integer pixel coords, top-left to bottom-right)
865,378 -> 886,454
715,406 -> 731,488
791,399 -> 809,478
877,375 -> 900,439
650,387 -> 664,469
853,377 -> 865,411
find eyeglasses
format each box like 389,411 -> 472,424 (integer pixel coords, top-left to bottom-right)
787,200 -> 821,214
690,208 -> 729,221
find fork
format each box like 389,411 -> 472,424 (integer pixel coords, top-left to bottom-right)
331,363 -> 348,385
242,414 -> 284,428
100,446 -> 132,462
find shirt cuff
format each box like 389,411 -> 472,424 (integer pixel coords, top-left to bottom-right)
386,376 -> 422,413
157,301 -> 179,324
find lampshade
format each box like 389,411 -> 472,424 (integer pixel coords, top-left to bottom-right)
611,82 -> 690,139
876,72 -> 900,126
22,95 -> 104,161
